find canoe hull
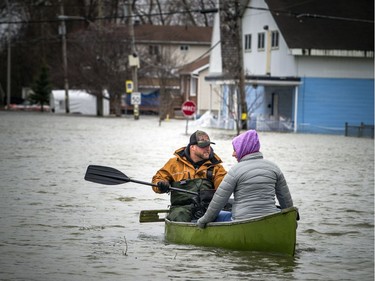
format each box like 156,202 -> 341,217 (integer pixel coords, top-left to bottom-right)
164,207 -> 298,256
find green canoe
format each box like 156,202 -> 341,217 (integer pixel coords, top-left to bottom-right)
84,165 -> 297,256
141,207 -> 298,256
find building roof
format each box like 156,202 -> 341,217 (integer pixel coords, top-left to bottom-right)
133,24 -> 212,45
265,0 -> 374,52
179,56 -> 210,74
105,24 -> 212,46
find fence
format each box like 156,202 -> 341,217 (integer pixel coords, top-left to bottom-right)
345,122 -> 374,138
253,119 -> 294,132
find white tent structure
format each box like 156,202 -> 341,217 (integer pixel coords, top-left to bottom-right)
50,90 -> 110,116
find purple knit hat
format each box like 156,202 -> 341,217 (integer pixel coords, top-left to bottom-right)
232,130 -> 260,161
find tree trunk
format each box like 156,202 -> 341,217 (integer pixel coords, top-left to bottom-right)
113,92 -> 122,117
96,91 -> 103,117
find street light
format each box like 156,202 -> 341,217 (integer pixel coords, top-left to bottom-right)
58,14 -> 69,113
57,9 -> 86,114
58,11 -> 94,114
6,0 -> 11,109
57,2 -> 74,114
126,2 -> 140,120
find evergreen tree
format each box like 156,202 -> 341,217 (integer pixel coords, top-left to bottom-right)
29,65 -> 52,112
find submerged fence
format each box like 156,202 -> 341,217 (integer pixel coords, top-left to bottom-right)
345,122 -> 374,138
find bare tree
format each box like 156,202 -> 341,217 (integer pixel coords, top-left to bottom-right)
132,0 -> 215,26
214,83 -> 263,133
68,24 -> 132,116
219,0 -> 247,135
0,0 -> 215,109
137,43 -> 181,124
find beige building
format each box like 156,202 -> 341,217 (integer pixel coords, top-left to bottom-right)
179,56 -> 221,117
123,24 -> 213,117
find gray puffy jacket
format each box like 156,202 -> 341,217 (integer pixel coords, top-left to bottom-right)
197,152 -> 293,227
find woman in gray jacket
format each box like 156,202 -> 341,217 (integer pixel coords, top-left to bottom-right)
197,130 -> 294,228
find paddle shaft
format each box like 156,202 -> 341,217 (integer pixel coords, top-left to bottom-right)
129,178 -> 157,187
129,178 -> 198,195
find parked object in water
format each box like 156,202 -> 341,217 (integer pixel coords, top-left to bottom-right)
7,101 -> 50,112
140,207 -> 298,256
50,90 -> 110,116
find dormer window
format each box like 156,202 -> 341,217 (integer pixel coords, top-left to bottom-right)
271,31 -> 279,49
244,34 -> 252,52
257,32 -> 265,50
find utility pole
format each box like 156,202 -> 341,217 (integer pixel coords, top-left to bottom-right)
126,1 -> 140,120
237,6 -> 247,130
6,0 -> 11,109
59,1 -> 70,113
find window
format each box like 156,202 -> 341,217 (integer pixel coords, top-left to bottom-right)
271,31 -> 279,49
257,32 -> 265,50
180,45 -> 189,51
244,34 -> 252,51
149,45 -> 159,56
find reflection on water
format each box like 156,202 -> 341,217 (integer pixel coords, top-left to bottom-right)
0,111 -> 373,281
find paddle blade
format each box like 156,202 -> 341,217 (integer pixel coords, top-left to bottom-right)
84,165 -> 130,185
139,209 -> 169,223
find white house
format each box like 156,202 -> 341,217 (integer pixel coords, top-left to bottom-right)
205,0 -> 374,134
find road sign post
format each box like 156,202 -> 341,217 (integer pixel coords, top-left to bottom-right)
181,100 -> 196,135
130,92 -> 141,105
130,92 -> 141,120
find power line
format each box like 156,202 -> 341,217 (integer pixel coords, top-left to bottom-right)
1,4 -> 372,25
295,13 -> 374,23
0,8 -> 217,25
246,5 -> 374,24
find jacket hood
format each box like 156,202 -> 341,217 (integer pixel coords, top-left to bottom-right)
232,130 -> 260,161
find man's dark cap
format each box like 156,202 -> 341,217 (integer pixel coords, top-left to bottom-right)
189,130 -> 215,148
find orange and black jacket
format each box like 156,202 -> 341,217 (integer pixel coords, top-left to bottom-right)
152,145 -> 227,193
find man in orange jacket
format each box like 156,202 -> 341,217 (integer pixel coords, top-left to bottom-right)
152,130 -> 227,221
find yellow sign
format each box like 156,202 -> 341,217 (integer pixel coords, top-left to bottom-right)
126,80 -> 133,93
241,113 -> 247,120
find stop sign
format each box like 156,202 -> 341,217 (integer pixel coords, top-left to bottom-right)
182,100 -> 196,117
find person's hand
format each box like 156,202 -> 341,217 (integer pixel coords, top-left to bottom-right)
197,218 -> 206,229
157,181 -> 170,193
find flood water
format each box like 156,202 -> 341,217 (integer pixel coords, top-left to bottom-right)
0,111 -> 373,281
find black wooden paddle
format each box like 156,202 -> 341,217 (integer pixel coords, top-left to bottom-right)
84,165 -> 198,195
